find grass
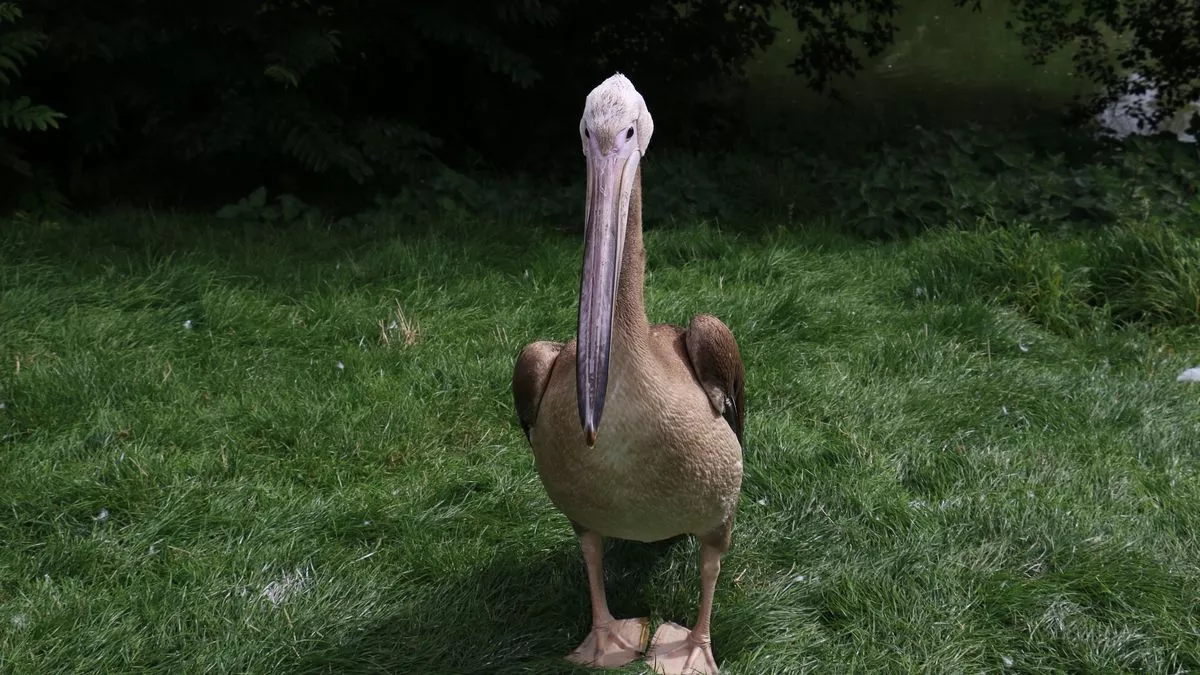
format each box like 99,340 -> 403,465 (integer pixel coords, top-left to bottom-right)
2,208 -> 1199,674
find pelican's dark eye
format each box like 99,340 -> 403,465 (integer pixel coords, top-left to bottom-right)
584,127 -> 590,139
625,127 -> 634,140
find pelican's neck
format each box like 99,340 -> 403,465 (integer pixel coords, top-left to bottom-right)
613,166 -> 648,347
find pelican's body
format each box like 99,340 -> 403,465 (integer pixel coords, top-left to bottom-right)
531,323 -> 742,543
512,74 -> 745,675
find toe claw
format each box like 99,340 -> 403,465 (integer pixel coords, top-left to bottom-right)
646,622 -> 719,675
566,617 -> 649,668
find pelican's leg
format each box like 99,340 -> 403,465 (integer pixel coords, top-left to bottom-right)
646,522 -> 731,675
566,527 -> 650,668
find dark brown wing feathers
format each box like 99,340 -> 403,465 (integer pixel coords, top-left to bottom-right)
512,340 -> 566,442
683,314 -> 746,445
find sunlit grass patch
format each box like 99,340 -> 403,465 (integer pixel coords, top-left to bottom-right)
2,212 -> 1198,673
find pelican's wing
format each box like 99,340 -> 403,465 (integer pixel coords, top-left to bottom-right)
512,340 -> 566,443
683,314 -> 745,446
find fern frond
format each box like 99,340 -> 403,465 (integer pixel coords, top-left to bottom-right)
264,64 -> 300,87
0,23 -> 48,84
1,27 -> 47,63
298,29 -> 341,67
354,118 -> 440,151
353,117 -> 441,172
264,28 -> 341,88
0,96 -> 65,131
0,2 -> 23,25
269,105 -> 373,183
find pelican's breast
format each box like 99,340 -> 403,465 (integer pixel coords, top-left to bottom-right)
529,339 -> 743,542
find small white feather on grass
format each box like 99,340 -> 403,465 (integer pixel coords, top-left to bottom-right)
379,300 -> 419,347
258,563 -> 315,608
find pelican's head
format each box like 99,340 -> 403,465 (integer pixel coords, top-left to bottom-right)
578,73 -> 655,158
576,73 -> 654,447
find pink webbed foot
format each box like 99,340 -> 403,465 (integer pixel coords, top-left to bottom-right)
566,617 -> 651,668
645,621 -> 719,675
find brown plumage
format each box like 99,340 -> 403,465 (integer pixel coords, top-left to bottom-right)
511,73 -> 746,675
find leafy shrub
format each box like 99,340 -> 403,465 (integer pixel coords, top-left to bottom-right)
803,125 -> 1199,238
6,0 -> 786,209
217,187 -> 324,227
351,122 -> 1198,245
2,0 -> 1196,216
0,1 -> 66,215
361,149 -> 785,229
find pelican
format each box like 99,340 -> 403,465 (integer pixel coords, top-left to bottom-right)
512,73 -> 746,675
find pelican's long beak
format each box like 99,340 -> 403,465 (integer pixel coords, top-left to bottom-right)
577,139 -> 640,447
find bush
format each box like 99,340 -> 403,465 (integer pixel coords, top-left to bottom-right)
0,1 -> 65,214
6,0 -> 782,210
3,0 -> 1198,216
331,122 -> 1199,246
803,125 -> 1200,238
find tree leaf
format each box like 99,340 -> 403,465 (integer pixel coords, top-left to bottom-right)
248,186 -> 268,208
216,203 -> 244,219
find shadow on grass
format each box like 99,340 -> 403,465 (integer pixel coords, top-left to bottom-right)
295,536 -> 700,675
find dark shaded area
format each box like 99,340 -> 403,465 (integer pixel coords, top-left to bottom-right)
0,0 -> 1196,219
0,0 -> 780,211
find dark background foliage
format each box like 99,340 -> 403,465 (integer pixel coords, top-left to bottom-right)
0,0 -> 1197,219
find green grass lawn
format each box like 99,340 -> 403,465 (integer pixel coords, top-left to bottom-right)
2,211 -> 1199,673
